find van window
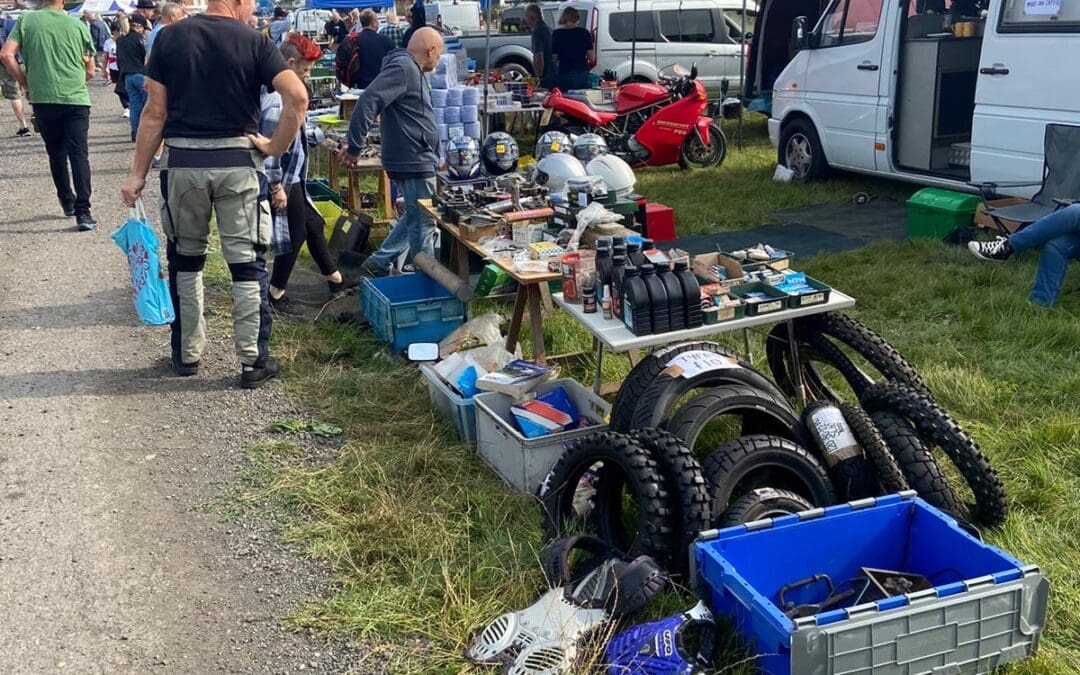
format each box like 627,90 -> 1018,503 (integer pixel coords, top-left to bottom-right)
817,0 -> 884,46
609,11 -> 657,42
999,0 -> 1080,32
658,9 -> 725,43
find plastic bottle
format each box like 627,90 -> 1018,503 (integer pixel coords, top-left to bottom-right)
595,247 -> 614,301
640,263 -> 669,334
595,237 -> 613,252
612,243 -> 627,261
612,235 -> 626,249
655,261 -> 685,331
626,241 -> 647,267
674,260 -> 702,329
611,254 -> 628,319
583,283 -> 597,313
602,284 -> 612,319
621,267 -> 652,335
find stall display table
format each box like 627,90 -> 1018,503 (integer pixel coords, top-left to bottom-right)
479,103 -> 548,139
553,290 -> 857,399
419,199 -> 560,364
327,155 -> 394,221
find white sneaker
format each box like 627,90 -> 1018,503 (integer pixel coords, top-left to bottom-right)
123,109 -> 130,118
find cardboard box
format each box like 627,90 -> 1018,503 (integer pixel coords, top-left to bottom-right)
512,221 -> 546,245
692,252 -> 746,286
974,198 -> 1028,233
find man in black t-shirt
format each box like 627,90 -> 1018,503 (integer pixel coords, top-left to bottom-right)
350,9 -> 393,89
120,0 -> 308,389
116,13 -> 147,141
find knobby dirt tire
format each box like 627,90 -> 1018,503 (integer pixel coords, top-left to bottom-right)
665,384 -> 805,453
861,382 -> 1007,527
869,409 -> 966,516
719,487 -> 815,527
840,402 -> 909,494
540,431 -> 673,563
801,400 -> 878,501
630,428 -> 711,575
701,434 -> 836,527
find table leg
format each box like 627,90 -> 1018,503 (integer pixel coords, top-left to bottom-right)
454,238 -> 470,283
528,284 -> 546,364
539,283 -> 554,314
505,284 -> 528,354
627,349 -> 642,367
328,154 -> 339,192
742,328 -> 753,365
379,170 -> 393,219
347,170 -> 361,214
786,319 -> 807,409
592,336 -> 604,395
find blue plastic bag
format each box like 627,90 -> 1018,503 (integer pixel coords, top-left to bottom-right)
111,200 -> 175,325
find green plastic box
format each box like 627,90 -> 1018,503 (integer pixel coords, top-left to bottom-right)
906,188 -> 981,239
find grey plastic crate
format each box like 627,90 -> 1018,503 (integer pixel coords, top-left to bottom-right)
420,363 -> 477,445
474,378 -> 611,493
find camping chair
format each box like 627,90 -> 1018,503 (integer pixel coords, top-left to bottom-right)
972,123 -> 1080,236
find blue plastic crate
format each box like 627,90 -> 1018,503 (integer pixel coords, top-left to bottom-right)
693,493 -> 1048,675
360,273 -> 466,354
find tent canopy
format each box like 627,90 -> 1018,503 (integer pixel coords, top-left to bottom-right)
68,0 -> 135,14
305,0 -> 393,9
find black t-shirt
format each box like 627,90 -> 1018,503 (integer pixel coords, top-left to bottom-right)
354,29 -> 394,89
146,14 -> 288,139
552,26 -> 591,73
116,31 -> 146,75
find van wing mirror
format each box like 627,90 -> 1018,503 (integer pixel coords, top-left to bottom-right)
792,16 -> 810,52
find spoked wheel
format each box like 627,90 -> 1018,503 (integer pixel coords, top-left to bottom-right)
679,122 -> 726,169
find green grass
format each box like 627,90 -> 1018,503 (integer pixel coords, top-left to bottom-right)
207,119 -> 1079,673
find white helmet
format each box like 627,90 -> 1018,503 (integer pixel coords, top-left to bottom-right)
585,154 -> 636,197
535,153 -> 587,193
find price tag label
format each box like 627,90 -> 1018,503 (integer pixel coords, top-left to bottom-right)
802,292 -> 825,305
496,144 -> 506,153
661,351 -> 741,379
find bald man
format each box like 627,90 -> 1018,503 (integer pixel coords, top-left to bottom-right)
339,26 -> 443,277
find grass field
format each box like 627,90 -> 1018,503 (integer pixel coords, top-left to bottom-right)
213,116 -> 1079,673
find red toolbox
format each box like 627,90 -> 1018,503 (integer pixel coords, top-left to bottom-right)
644,202 -> 676,242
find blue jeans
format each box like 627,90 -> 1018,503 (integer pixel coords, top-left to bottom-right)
367,176 -> 436,272
124,73 -> 146,140
1008,203 -> 1080,307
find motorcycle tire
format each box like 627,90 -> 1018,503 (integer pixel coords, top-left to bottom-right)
840,402 -> 909,494
719,487 -> 815,527
665,384 -> 805,455
539,431 -> 674,563
629,428 -> 712,575
766,313 -> 932,401
610,342 -> 779,432
701,435 -> 836,526
869,409 -> 966,517
861,382 -> 1008,527
801,400 -> 879,501
678,122 -> 726,170
765,322 -> 863,402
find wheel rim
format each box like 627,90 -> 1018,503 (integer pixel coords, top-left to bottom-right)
785,133 -> 813,178
684,131 -> 722,167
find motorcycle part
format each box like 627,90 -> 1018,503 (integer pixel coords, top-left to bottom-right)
665,384 -> 805,453
585,153 -> 636,196
678,121 -> 726,170
572,132 -> 609,163
467,535 -> 667,674
446,134 -> 481,180
839,402 -> 909,494
604,601 -> 715,675
702,435 -> 836,524
870,410 -> 965,516
540,431 -> 673,562
801,400 -> 878,500
719,487 -> 814,527
861,382 -> 1007,527
482,131 -> 520,175
620,353 -> 788,433
535,153 -> 587,193
629,428 -> 711,576
535,130 -> 572,160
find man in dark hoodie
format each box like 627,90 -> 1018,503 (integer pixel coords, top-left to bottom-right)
401,0 -> 426,48
339,26 -> 442,277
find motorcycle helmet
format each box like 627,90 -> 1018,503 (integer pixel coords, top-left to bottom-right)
586,154 -> 636,197
535,130 -> 572,160
535,153 -> 588,193
481,132 -> 519,175
572,133 -> 608,163
446,135 -> 480,180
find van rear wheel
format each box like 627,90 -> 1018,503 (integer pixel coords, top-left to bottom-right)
781,119 -> 828,181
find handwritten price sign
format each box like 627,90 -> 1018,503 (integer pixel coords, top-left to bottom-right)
1025,0 -> 1061,15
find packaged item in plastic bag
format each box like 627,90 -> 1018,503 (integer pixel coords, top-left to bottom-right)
110,200 -> 175,326
438,311 -> 503,358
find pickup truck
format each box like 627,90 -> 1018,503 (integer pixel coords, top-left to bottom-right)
456,3 -> 562,78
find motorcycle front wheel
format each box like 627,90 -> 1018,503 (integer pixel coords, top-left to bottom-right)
678,122 -> 727,170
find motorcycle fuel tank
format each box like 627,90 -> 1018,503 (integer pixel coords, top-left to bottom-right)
616,82 -> 670,114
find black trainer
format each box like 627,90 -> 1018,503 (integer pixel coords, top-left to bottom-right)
60,200 -> 76,217
968,236 -> 1013,262
241,357 -> 280,389
76,213 -> 97,231
172,356 -> 200,377
15,127 -> 30,137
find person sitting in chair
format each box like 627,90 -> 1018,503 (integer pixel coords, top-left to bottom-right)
968,203 -> 1079,307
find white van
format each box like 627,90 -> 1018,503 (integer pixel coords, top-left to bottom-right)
291,9 -> 332,37
769,0 -> 1080,193
562,0 -> 760,95
427,1 -> 483,34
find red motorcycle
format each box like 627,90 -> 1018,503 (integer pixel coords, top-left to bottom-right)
542,65 -> 726,170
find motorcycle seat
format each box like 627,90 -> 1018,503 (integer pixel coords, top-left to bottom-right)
566,90 -> 617,113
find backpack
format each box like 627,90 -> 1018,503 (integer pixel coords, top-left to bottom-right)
334,31 -> 362,88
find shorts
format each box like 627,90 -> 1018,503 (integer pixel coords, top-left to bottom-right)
0,68 -> 22,101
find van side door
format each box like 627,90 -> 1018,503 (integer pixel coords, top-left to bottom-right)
971,0 -> 1080,189
602,9 -> 659,82
802,0 -> 887,170
654,6 -> 730,95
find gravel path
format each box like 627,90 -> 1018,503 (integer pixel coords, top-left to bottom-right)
0,85 -> 352,672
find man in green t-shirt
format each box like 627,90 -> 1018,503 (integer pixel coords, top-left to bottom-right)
1,0 -> 98,230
